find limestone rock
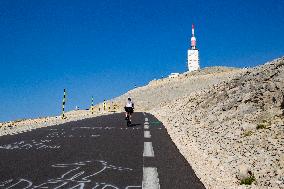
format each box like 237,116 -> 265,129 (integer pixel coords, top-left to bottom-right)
237,164 -> 252,180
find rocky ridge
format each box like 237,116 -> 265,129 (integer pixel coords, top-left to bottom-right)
111,66 -> 244,111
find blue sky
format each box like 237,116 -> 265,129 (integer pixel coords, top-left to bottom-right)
0,0 -> 284,122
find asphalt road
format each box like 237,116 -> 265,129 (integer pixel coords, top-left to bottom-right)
0,112 -> 205,189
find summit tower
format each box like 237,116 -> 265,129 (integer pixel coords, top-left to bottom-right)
187,24 -> 200,71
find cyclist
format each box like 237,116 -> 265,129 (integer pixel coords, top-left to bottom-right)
124,97 -> 134,121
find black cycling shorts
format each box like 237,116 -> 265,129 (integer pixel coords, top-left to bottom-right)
124,107 -> 134,114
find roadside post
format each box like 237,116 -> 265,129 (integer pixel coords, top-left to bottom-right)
103,100 -> 106,111
113,103 -> 117,112
91,96 -> 94,114
62,89 -> 66,119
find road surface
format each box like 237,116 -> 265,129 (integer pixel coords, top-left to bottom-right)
0,112 -> 205,189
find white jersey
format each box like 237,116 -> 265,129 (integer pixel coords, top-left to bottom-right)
125,101 -> 134,108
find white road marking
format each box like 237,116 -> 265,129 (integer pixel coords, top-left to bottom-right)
143,142 -> 154,157
144,131 -> 151,138
144,125 -> 149,130
143,116 -> 160,189
142,167 -> 160,189
91,135 -> 100,137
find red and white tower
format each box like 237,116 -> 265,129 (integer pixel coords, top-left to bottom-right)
191,24 -> 196,49
187,24 -> 200,71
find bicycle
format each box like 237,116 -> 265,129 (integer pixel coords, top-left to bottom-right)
125,112 -> 131,127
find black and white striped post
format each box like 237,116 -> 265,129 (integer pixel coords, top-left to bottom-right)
91,96 -> 94,114
113,103 -> 116,112
103,100 -> 106,111
62,89 -> 66,119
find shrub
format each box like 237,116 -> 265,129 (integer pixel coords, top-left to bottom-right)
243,130 -> 253,137
240,175 -> 256,185
256,123 -> 267,129
13,119 -> 26,123
256,120 -> 271,130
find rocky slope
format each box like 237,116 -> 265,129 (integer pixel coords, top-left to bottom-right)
111,66 -> 243,111
150,58 -> 284,188
110,58 -> 284,188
